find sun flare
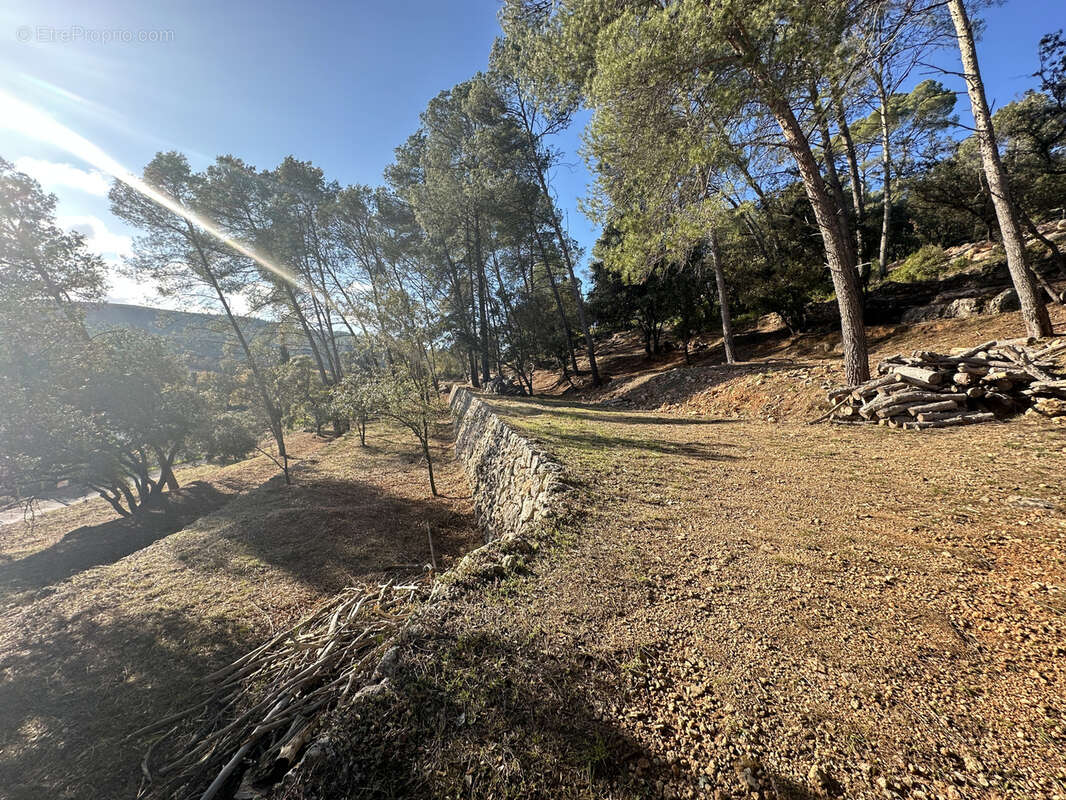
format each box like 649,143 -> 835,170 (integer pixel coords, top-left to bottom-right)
0,89 -> 306,293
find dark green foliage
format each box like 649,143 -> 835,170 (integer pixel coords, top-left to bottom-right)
588,261 -> 671,356
588,234 -> 718,358
891,245 -> 949,283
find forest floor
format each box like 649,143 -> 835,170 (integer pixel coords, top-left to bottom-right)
0,422 -> 478,800
286,310 -> 1066,800
540,304 -> 1066,424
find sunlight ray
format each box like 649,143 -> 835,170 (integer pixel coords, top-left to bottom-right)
0,89 -> 308,293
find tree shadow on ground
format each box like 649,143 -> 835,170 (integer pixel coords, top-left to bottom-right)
495,395 -> 742,428
278,629 -> 819,800
0,444 -> 481,800
0,604 -> 259,800
279,629 -> 655,799
481,397 -> 742,464
546,429 -> 741,462
172,475 -> 480,595
0,481 -> 231,600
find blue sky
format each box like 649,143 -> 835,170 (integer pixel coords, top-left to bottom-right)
0,0 -> 1061,309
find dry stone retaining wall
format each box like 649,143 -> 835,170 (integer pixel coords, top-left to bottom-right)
449,387 -> 563,542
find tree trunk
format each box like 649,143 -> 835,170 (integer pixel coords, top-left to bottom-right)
468,349 -> 480,388
186,224 -> 291,483
441,240 -> 479,387
285,285 -> 331,386
517,108 -> 601,385
831,80 -> 867,278
93,486 -> 131,518
767,97 -> 870,384
152,444 -> 179,492
529,222 -> 581,376
947,0 -> 1053,337
875,73 -> 892,280
117,481 -> 138,516
708,230 -> 736,364
473,212 -> 492,384
420,418 -> 437,497
490,248 -> 539,383
728,30 -> 869,384
553,225 -> 600,385
811,84 -> 856,270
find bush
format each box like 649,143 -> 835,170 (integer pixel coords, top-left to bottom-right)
199,411 -> 259,463
891,245 -> 948,283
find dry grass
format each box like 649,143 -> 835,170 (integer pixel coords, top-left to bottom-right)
0,420 -> 477,800
0,434 -> 329,606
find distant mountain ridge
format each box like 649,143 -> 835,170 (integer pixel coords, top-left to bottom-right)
81,302 -> 332,371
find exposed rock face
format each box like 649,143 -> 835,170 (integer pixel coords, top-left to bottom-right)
899,289 -> 1008,324
450,387 -> 564,542
986,287 -> 1019,314
901,304 -> 946,324
483,375 -> 526,396
945,296 -> 982,318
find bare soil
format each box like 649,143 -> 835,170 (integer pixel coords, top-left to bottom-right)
0,422 -> 477,800
551,304 -> 1066,423
283,313 -> 1066,800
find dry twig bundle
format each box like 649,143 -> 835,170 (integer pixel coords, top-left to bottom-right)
136,580 -> 426,800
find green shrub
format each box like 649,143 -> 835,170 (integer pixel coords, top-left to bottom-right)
891,244 -> 948,283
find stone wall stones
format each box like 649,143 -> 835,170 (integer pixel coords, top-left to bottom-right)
449,387 -> 563,542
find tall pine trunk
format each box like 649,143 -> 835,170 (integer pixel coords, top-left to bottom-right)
188,226 -> 290,483
708,231 -> 736,364
831,81 -> 867,279
948,0 -> 1052,337
769,99 -> 870,384
529,219 -> 581,376
875,73 -> 892,280
811,85 -> 856,270
526,147 -> 600,384
473,212 -> 492,384
512,96 -> 602,386
420,416 -> 437,497
730,32 -> 869,384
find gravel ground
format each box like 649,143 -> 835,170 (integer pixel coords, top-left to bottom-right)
510,400 -> 1066,799
288,397 -> 1066,800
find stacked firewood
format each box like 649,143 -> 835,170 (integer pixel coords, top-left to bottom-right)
820,337 -> 1066,430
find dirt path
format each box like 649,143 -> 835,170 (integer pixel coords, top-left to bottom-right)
0,461 -> 210,528
0,490 -> 96,528
0,422 -> 478,800
298,399 -> 1066,800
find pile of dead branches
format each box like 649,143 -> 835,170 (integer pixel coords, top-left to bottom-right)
817,337 -> 1066,430
136,581 -> 425,800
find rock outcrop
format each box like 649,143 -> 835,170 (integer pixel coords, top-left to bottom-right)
483,375 -> 526,396
899,286 -> 1020,324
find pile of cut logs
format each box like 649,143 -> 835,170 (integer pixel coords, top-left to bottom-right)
821,337 -> 1066,430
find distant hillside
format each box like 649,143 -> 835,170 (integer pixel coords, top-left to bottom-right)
82,303 -> 346,371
